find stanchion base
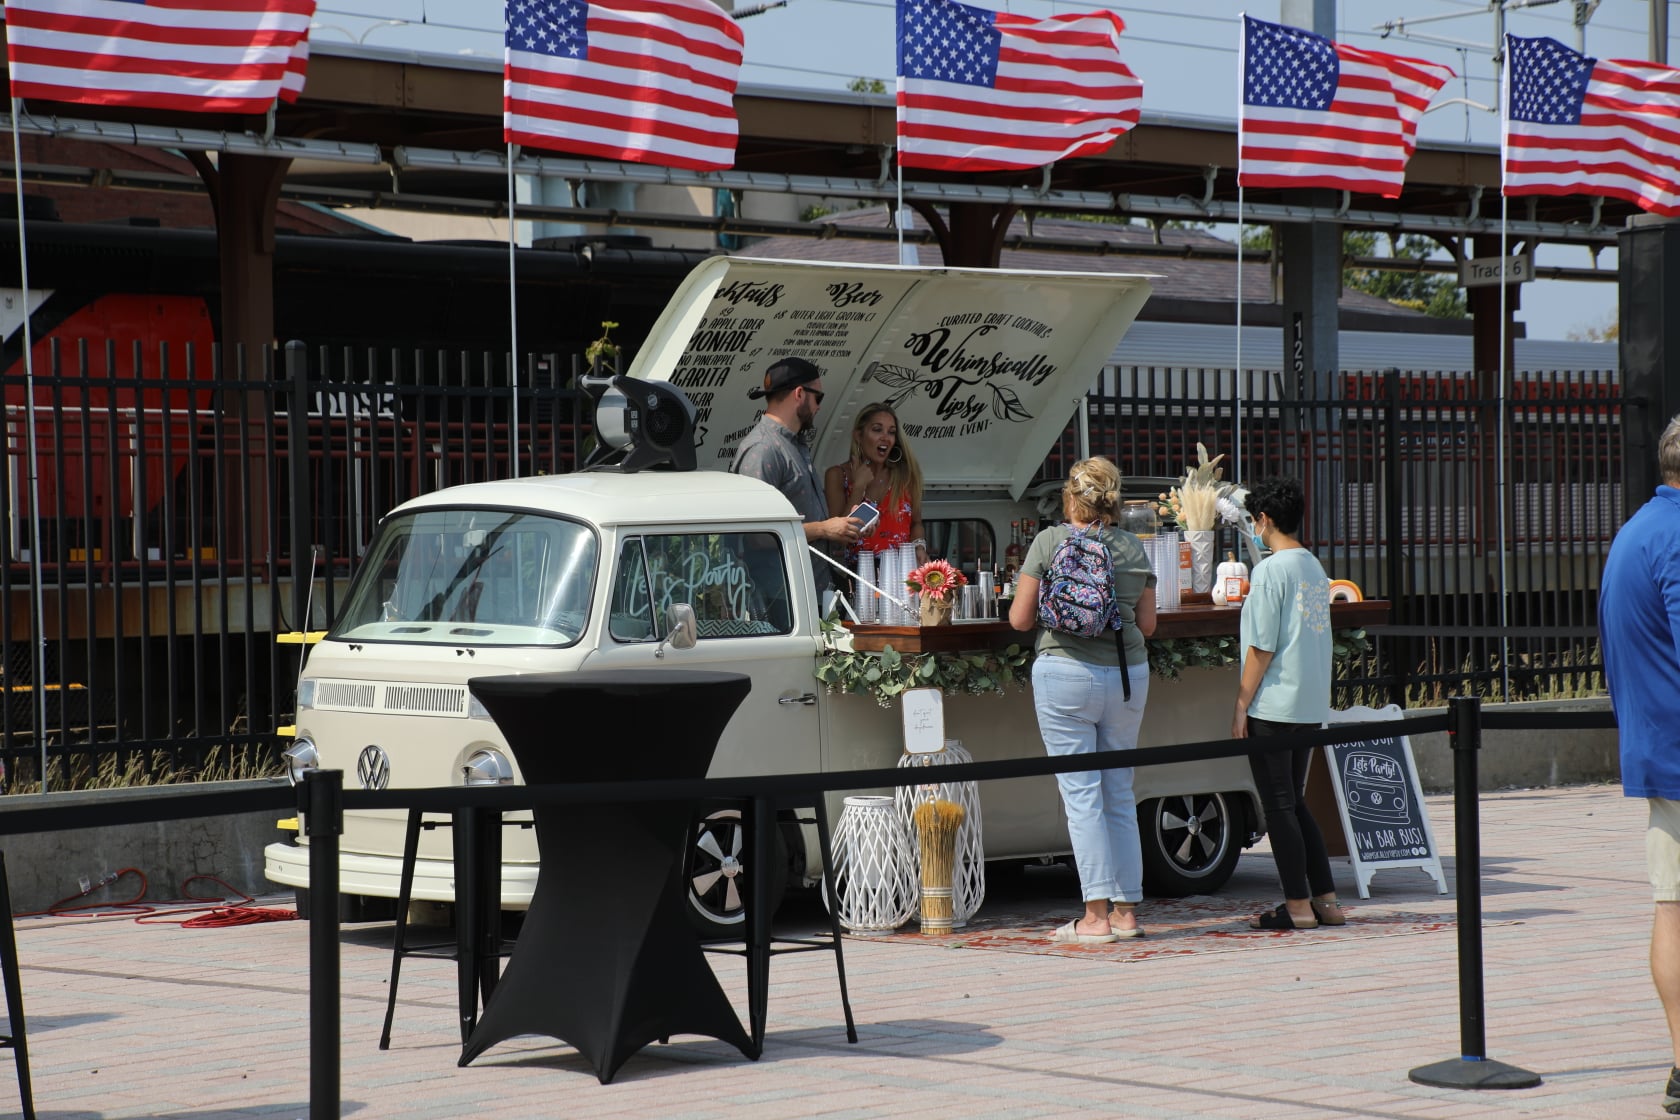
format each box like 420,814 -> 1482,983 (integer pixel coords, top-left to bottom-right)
1408,1057 -> 1542,1090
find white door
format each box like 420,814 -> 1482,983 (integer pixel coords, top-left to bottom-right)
580,525 -> 824,778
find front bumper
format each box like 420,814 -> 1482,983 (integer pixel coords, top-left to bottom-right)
263,839 -> 538,909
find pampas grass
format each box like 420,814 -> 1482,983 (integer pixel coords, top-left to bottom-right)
913,798 -> 965,933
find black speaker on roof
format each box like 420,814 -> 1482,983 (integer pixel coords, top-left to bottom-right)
579,373 -> 698,473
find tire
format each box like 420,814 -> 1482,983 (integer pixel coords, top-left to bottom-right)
683,808 -> 788,941
1138,792 -> 1244,897
292,887 -> 398,923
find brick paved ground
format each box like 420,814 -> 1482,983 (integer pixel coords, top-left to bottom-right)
2,782 -> 1669,1119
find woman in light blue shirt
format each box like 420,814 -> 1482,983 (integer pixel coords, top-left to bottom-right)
1232,477 -> 1344,931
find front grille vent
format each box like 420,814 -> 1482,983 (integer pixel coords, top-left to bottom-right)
316,681 -> 377,710
381,685 -> 469,717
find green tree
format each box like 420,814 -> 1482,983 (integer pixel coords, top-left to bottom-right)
1341,230 -> 1466,319
848,77 -> 887,94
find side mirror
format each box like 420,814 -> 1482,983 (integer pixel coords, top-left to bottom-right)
654,603 -> 698,658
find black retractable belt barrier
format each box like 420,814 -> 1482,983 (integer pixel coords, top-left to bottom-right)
1408,697 -> 1542,1091
303,769 -> 344,1120
0,851 -> 34,1120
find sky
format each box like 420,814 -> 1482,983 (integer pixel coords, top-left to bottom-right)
310,0 -> 1673,341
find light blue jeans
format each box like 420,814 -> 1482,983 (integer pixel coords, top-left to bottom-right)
1031,653 -> 1150,903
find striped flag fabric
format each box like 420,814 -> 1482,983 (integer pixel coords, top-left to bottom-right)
1503,34 -> 1680,218
503,0 -> 744,172
279,34 -> 307,103
894,0 -> 1141,172
2,0 -> 315,114
1238,14 -> 1452,198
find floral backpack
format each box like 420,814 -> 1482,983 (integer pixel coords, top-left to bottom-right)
1035,523 -> 1131,699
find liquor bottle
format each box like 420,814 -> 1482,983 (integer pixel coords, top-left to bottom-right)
1003,520 -> 1023,579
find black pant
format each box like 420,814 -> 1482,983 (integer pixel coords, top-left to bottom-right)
1246,717 -> 1336,901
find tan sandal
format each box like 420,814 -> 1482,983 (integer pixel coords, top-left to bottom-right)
1108,902 -> 1144,939
1310,898 -> 1347,926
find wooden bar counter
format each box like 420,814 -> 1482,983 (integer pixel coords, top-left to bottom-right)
845,600 -> 1389,654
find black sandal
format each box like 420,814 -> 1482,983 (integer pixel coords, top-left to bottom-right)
1249,903 -> 1318,930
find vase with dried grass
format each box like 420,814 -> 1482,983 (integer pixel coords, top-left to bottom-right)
912,798 -> 965,933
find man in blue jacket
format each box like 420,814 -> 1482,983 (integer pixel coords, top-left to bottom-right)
1601,413 -> 1680,1115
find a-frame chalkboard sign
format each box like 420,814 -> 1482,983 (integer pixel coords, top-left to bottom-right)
1324,705 -> 1449,899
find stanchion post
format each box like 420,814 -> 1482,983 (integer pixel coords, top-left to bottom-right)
1408,696 -> 1540,1090
302,769 -> 343,1120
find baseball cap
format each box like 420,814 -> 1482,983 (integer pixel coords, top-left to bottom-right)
746,357 -> 821,400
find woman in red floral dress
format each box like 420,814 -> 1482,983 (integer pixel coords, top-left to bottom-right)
824,402 -> 927,568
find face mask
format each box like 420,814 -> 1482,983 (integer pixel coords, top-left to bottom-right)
1251,530 -> 1266,554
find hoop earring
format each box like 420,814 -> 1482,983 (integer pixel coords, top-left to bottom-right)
887,445 -> 904,465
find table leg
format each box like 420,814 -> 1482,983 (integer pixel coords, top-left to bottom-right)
453,807 -> 482,1046
477,810 -> 503,1007
747,796 -> 773,1056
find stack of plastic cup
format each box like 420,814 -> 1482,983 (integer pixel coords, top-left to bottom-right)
854,551 -> 877,623
1150,531 -> 1181,609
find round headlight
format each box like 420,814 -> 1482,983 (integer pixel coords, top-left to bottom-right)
461,748 -> 513,786
282,737 -> 320,786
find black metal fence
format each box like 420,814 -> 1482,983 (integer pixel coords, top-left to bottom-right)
1051,365 -> 1623,708
0,342 -> 1624,787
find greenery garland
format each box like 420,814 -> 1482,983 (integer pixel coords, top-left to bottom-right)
815,621 -> 1372,708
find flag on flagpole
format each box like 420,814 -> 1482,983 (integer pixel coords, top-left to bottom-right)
3,0 -> 315,113
503,0 -> 744,172
895,0 -> 1141,172
1238,14 -> 1451,198
280,35 -> 308,103
1503,34 -> 1680,218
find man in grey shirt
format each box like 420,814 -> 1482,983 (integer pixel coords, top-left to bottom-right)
731,357 -> 860,593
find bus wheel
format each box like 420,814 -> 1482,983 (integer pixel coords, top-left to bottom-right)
1138,792 -> 1243,897
684,808 -> 786,941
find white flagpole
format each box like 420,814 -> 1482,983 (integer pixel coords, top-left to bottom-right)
1495,40 -> 1512,699
506,141 -> 521,480
1234,14 -> 1247,486
10,98 -> 50,791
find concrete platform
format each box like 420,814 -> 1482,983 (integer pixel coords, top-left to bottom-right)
1,781 -> 1669,1119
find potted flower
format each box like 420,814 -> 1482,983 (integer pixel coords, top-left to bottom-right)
906,559 -> 966,627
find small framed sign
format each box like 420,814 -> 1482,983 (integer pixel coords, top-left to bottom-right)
901,688 -> 945,754
1324,704 -> 1448,899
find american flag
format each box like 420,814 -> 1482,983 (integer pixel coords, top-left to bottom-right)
1238,15 -> 1451,199
895,0 -> 1141,172
3,0 -> 315,114
503,0 -> 744,172
1503,34 -> 1680,218
280,35 -> 307,103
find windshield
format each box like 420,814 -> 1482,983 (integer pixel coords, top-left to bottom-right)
331,508 -> 597,646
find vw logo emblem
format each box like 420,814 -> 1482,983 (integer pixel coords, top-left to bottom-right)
356,745 -> 390,791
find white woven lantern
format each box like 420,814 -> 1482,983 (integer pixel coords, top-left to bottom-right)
896,739 -> 986,927
826,795 -> 918,934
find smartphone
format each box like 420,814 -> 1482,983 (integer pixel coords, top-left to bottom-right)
849,500 -> 880,536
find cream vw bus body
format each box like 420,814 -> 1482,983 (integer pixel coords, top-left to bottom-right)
265,258 -> 1262,929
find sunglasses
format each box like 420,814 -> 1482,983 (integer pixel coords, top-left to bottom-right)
801,386 -> 825,405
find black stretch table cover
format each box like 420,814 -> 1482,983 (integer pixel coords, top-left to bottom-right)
458,669 -> 755,1083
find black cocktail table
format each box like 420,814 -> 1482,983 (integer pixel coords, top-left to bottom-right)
458,669 -> 755,1083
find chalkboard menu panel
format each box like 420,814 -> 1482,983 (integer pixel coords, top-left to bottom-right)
1325,706 -> 1449,899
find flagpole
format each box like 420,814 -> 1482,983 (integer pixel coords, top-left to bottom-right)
1234,13 -> 1246,487
9,98 -> 50,792
895,151 -> 905,261
506,141 -> 521,480
1495,48 -> 1512,701
1235,183 -> 1244,488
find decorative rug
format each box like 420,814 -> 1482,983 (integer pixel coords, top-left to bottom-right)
851,896 -> 1494,961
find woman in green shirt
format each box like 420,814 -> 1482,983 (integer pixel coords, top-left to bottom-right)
1009,457 -> 1157,943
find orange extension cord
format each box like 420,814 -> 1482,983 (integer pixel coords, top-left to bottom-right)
18,868 -> 298,927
